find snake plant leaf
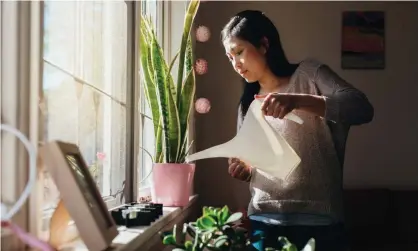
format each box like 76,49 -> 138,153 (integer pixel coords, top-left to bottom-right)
150,28 -> 181,163
168,49 -> 180,99
141,17 -> 165,163
177,68 -> 195,162
156,118 -> 163,162
144,16 -> 178,111
176,0 -> 200,105
185,34 -> 193,77
140,19 -> 160,139
150,42 -> 170,162
165,78 -> 181,162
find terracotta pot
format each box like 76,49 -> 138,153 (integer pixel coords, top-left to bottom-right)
150,163 -> 195,207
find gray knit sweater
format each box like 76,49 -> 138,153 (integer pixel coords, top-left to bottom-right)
237,59 -> 374,224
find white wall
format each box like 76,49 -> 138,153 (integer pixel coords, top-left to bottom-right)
193,1 -> 418,209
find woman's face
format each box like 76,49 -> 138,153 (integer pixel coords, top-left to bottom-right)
223,36 -> 268,83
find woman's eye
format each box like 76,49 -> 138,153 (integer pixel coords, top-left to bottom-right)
236,49 -> 244,56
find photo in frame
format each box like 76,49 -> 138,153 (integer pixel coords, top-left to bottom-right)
341,11 -> 385,69
40,140 -> 118,251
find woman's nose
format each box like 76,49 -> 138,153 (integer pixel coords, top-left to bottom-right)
232,58 -> 242,70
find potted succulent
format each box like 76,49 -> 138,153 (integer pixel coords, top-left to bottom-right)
139,0 -> 200,206
160,205 -> 315,251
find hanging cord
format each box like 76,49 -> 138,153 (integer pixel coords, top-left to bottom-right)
1,124 -> 37,221
1,124 -> 55,251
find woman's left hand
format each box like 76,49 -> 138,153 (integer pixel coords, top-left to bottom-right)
255,93 -> 299,119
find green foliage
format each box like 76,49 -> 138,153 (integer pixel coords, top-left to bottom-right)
140,0 -> 200,163
160,206 -> 315,251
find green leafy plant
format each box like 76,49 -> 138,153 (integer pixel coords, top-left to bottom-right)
160,206 -> 315,251
140,0 -> 200,164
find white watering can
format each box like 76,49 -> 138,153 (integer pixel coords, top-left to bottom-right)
186,98 -> 303,180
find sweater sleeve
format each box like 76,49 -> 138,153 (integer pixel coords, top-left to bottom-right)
314,64 -> 374,125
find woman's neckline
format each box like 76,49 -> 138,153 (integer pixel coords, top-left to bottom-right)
258,63 -> 302,95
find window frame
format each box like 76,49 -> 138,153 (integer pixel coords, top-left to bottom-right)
1,1 -> 43,247
39,0 -> 138,211
123,0 -> 139,205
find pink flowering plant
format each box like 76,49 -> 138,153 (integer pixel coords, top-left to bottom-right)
88,152 -> 106,185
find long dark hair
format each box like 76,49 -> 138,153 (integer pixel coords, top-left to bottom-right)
221,10 -> 298,117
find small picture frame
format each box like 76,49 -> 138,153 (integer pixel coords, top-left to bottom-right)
40,140 -> 118,251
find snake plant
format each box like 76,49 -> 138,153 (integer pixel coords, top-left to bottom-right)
140,0 -> 200,163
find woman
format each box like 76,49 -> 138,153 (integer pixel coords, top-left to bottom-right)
222,10 -> 374,251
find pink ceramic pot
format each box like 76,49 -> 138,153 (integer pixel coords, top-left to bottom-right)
151,163 -> 195,207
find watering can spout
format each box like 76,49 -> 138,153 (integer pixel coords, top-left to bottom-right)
185,142 -> 231,163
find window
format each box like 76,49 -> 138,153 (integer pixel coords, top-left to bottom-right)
41,0 -> 135,227
2,0 -> 194,249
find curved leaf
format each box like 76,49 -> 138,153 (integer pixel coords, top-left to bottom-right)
184,241 -> 193,250
198,215 -> 216,229
301,238 -> 316,251
283,244 -> 298,251
225,212 -> 243,224
186,225 -> 196,239
214,235 -> 229,248
162,234 -> 176,245
203,206 -> 211,216
220,205 -> 230,224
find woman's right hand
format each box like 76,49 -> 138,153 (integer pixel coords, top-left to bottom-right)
228,157 -> 252,182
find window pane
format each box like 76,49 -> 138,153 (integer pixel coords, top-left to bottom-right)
41,0 -> 128,219
139,0 -> 160,189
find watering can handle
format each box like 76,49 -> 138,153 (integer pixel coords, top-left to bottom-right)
254,96 -> 304,125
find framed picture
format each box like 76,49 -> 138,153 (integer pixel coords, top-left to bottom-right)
40,141 -> 118,251
341,11 -> 385,69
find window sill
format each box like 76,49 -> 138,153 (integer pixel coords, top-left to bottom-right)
58,195 -> 199,251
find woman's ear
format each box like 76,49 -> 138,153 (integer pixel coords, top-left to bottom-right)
260,37 -> 269,54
